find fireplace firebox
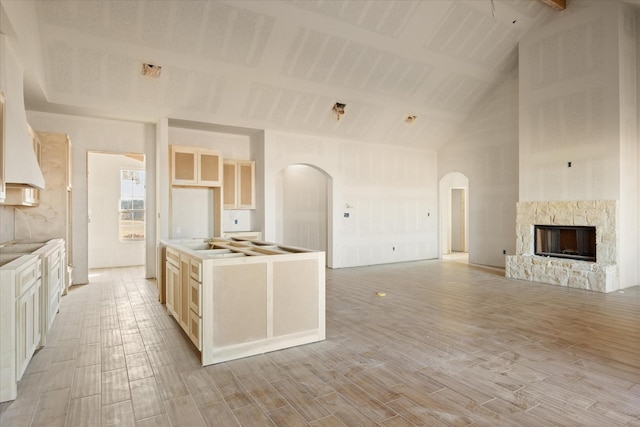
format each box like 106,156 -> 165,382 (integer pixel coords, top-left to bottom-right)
534,225 -> 596,262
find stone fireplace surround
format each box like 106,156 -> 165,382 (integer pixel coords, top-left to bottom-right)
505,200 -> 618,293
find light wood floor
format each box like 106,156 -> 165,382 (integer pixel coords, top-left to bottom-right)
1,259 -> 639,426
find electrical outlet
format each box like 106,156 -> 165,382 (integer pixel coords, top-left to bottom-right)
503,249 -> 506,255
176,226 -> 181,234
234,219 -> 238,224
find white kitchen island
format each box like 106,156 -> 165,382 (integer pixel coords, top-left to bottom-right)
160,238 -> 325,365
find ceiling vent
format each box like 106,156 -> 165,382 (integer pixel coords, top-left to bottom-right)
141,63 -> 162,78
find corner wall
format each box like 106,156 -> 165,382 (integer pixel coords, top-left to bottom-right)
25,111 -> 155,284
518,0 -> 639,289
438,76 -> 519,268
262,130 -> 438,269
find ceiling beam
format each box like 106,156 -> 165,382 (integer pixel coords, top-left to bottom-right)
538,0 -> 566,10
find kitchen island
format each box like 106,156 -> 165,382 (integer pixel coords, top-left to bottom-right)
160,238 -> 325,365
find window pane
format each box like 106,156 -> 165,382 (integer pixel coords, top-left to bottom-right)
120,168 -> 145,240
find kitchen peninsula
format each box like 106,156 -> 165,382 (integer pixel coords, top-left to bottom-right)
160,238 -> 325,365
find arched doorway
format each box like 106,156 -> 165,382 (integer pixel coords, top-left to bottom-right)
276,164 -> 332,266
439,172 -> 469,259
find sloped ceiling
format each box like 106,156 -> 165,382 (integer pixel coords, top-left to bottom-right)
3,0 -> 568,149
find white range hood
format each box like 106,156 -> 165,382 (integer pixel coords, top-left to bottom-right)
1,34 -> 45,189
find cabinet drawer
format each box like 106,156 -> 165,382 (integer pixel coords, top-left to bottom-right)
16,258 -> 41,296
166,248 -> 180,267
188,309 -> 201,350
189,259 -> 201,282
189,278 -> 201,315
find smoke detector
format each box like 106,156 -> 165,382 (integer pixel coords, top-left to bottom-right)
141,63 -> 162,78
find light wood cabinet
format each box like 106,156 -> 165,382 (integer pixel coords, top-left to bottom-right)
223,159 -> 255,209
179,256 -> 190,330
171,145 -> 222,187
164,248 -> 202,349
165,247 -> 180,315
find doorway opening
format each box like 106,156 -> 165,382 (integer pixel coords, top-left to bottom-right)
276,164 -> 332,267
87,151 -> 146,269
439,172 -> 469,261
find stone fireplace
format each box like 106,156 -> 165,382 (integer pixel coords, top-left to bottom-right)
505,200 -> 618,293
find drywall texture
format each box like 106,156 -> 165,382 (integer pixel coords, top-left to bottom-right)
25,111 -> 156,284
438,77 -> 519,268
279,165 -> 328,252
262,130 -> 438,269
519,1 -> 622,202
87,152 -> 145,269
519,1 -> 638,289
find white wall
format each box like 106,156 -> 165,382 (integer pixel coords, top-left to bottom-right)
519,1 -> 622,202
519,0 -> 639,289
618,3 -> 639,289
279,165 -> 327,251
262,130 -> 438,269
25,111 -> 156,284
87,152 -> 145,268
438,77 -> 519,268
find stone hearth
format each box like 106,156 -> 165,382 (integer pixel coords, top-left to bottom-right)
505,200 -> 618,293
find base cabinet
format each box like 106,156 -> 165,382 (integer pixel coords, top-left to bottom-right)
164,248 -> 203,350
0,255 -> 42,403
16,277 -> 41,379
165,248 -> 180,316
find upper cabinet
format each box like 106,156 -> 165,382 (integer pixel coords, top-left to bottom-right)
171,145 -> 222,187
223,159 -> 255,209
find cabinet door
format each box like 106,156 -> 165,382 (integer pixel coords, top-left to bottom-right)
16,279 -> 41,380
223,161 -> 237,208
198,150 -> 222,186
188,309 -> 201,350
179,256 -> 191,330
166,262 -> 179,316
237,160 -> 255,209
171,146 -> 198,185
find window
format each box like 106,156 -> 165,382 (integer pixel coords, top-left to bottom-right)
120,169 -> 145,240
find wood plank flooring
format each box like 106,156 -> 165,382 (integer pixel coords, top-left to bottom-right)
1,259 -> 639,426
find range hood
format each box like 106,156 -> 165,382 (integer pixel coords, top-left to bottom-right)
1,34 -> 45,189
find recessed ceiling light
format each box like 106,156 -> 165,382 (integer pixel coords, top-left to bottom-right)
141,63 -> 162,78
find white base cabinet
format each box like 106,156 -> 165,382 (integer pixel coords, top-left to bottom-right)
0,254 -> 42,403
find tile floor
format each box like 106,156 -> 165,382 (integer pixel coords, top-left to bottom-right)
1,260 -> 639,426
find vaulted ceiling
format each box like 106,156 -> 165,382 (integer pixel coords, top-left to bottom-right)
4,0 -> 636,150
